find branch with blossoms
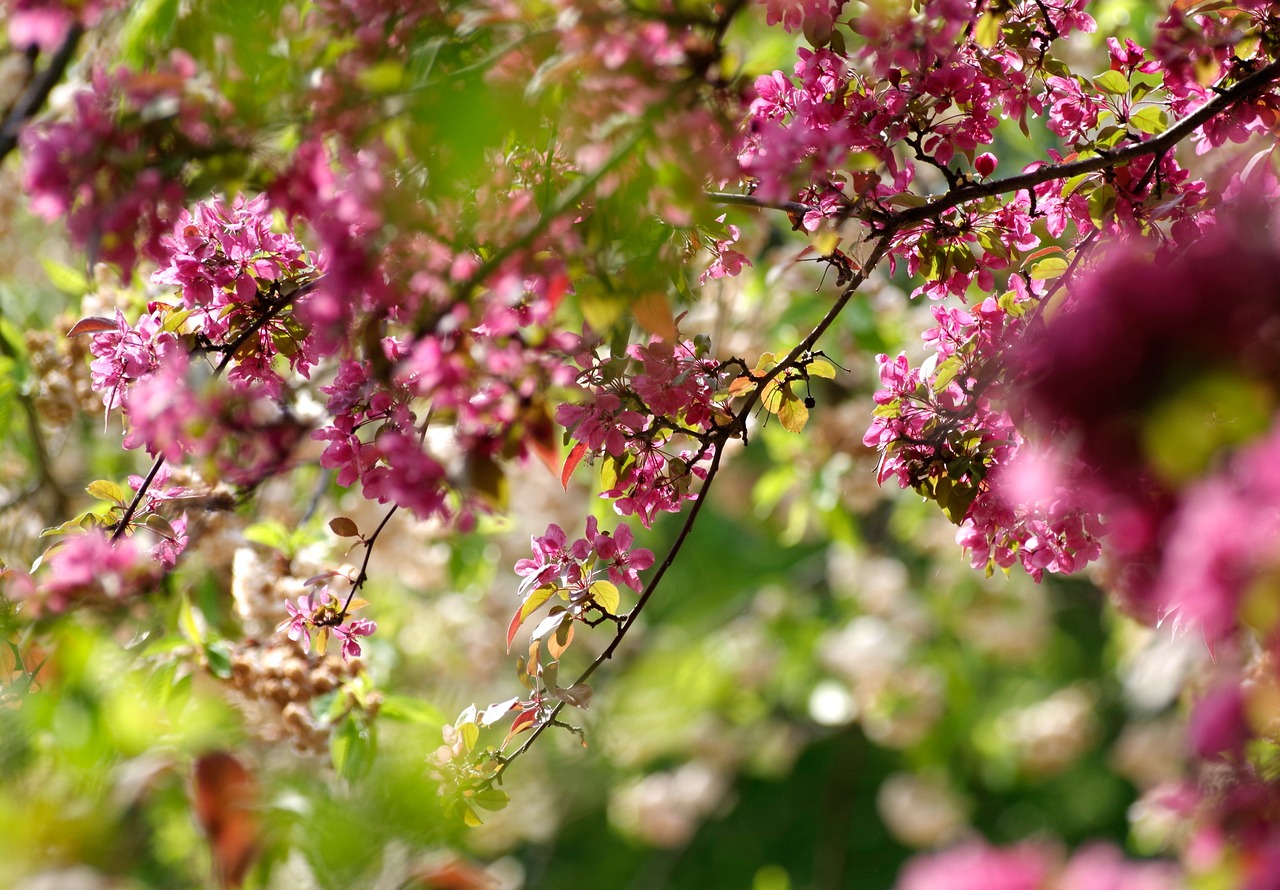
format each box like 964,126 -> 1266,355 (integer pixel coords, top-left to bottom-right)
424,0 -> 1280,819
430,320 -> 852,820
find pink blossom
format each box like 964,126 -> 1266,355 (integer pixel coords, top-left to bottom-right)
896,842 -> 1051,890
40,530 -> 149,614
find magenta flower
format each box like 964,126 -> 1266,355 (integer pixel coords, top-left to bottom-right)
332,618 -> 377,661
278,589 -> 377,663
280,593 -> 321,649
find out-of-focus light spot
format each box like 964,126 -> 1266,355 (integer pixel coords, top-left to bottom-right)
808,679 -> 856,726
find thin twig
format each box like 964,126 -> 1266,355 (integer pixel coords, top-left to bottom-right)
111,279 -> 319,540
0,316 -> 67,517
491,439 -> 729,780
342,505 -> 398,616
0,24 -> 83,162
706,191 -> 812,216
889,58 -> 1280,228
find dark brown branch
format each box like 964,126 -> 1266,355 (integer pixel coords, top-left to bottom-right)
341,505 -> 398,616
111,279 -> 319,541
0,24 -> 83,162
706,191 -> 812,217
491,439 -> 729,780
892,58 -> 1280,228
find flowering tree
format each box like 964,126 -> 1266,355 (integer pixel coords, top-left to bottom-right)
2,0 -> 1280,886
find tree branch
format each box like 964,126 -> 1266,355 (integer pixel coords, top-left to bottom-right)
111,279 -> 319,541
892,58 -> 1280,227
0,24 -> 83,162
490,439 -> 729,780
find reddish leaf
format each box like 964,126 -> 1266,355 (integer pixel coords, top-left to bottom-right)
506,609 -> 524,653
66,316 -> 118,337
192,752 -> 259,889
561,441 -> 588,490
554,683 -> 593,709
328,516 -> 360,537
410,856 -> 499,890
502,707 -> 539,748
507,584 -> 556,651
632,291 -> 677,341
525,405 -> 560,477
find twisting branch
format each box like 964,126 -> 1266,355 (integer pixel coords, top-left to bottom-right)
891,58 -> 1280,228
0,24 -> 83,162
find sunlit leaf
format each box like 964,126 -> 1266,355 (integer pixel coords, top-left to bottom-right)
86,479 -> 128,504
548,619 -> 574,660
589,579 -> 620,614
1129,105 -> 1168,135
777,389 -> 809,433
529,609 -> 568,643
807,357 -> 837,379
1030,257 -> 1069,280
480,696 -> 521,727
1093,70 -> 1130,95
562,441 -> 588,490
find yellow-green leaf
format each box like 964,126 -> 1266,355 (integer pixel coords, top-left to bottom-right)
590,579 -> 620,614
1088,183 -> 1117,228
178,590 -> 205,647
974,10 -> 1003,48
40,258 -> 89,295
807,357 -> 837,379
459,721 -> 479,755
761,378 -> 784,414
1030,257 -> 1069,280
1093,70 -> 1130,95
777,390 -> 809,433
1129,106 -> 1168,135
86,479 -> 128,504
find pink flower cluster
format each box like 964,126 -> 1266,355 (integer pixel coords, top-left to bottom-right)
21,52 -> 228,276
86,195 -> 317,473
557,338 -> 729,527
896,842 -> 1177,890
699,214 -> 753,285
739,1 -> 1094,203
6,0 -> 121,51
516,517 -> 655,601
864,294 -> 1104,581
279,588 -> 377,662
